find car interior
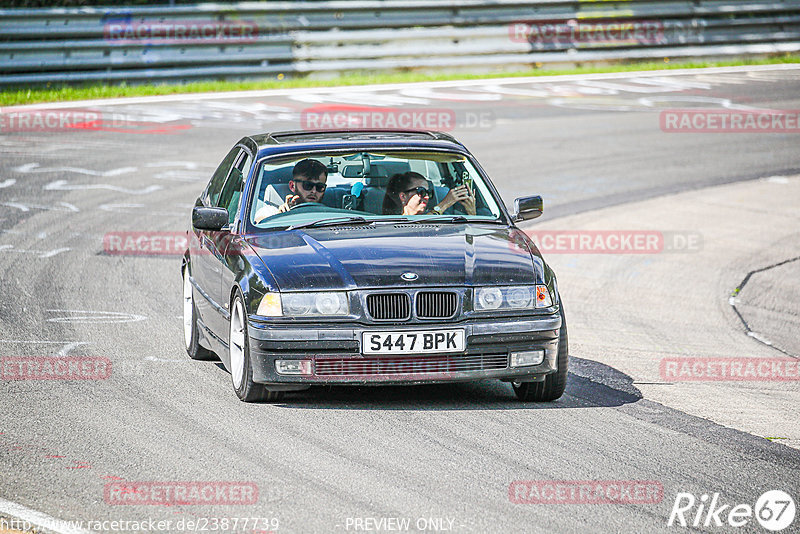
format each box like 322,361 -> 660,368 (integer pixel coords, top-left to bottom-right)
250,152 -> 493,222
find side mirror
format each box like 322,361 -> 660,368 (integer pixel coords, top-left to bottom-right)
512,195 -> 543,222
192,206 -> 229,231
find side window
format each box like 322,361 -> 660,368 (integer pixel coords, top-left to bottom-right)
217,149 -> 251,224
204,146 -> 240,206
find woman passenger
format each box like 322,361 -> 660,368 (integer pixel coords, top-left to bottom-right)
382,171 -> 475,216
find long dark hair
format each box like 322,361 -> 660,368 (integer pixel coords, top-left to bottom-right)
382,171 -> 427,215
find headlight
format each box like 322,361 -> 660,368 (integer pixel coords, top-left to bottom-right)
506,287 -> 532,308
475,287 -> 503,310
314,293 -> 347,315
258,292 -> 349,317
473,285 -> 552,311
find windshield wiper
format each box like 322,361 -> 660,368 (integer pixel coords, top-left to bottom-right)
413,215 -> 507,225
287,216 -> 372,230
412,215 -> 471,224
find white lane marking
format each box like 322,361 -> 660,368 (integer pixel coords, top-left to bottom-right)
0,339 -> 84,343
0,340 -> 92,357
153,170 -> 207,182
145,161 -> 200,169
473,84 -> 554,97
39,247 -> 71,258
474,82 -> 618,97
0,179 -> 16,189
576,80 -> 671,94
288,91 -> 430,106
2,201 -> 29,212
44,180 -> 162,195
46,310 -> 147,324
0,244 -> 71,257
14,163 -> 138,177
199,101 -> 295,113
57,341 -> 91,356
98,202 -> 145,212
637,95 -> 760,110
6,64 -> 798,110
144,356 -> 185,362
766,176 -> 790,184
145,162 -> 214,182
1,201 -> 80,213
0,138 -> 129,154
547,97 -> 638,112
97,202 -> 186,217
747,331 -> 774,345
633,76 -> 712,90
0,496 -> 92,534
398,86 -> 502,101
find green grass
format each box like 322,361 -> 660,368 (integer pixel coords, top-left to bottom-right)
2,54 -> 799,106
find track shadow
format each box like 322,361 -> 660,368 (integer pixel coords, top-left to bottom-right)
247,355 -> 643,410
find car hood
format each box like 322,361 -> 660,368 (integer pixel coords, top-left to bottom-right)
245,224 -> 545,291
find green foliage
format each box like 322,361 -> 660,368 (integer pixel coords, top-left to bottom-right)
1,55 -> 798,106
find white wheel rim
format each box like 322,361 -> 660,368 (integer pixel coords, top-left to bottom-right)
230,299 -> 246,389
183,272 -> 193,349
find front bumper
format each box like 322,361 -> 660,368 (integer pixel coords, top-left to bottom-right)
247,314 -> 561,387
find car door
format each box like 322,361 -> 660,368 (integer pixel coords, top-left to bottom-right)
201,147 -> 252,339
216,148 -> 253,326
191,145 -> 239,342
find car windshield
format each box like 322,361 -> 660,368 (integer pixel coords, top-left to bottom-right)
248,150 -> 504,230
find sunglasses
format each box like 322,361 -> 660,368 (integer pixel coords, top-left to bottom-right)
296,180 -> 327,193
404,186 -> 434,198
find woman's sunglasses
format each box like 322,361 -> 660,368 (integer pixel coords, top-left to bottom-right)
296,180 -> 327,192
404,186 -> 434,198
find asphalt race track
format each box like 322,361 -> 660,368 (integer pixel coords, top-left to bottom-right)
1,64 -> 799,534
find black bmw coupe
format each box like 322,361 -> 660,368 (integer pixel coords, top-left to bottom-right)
183,130 -> 567,402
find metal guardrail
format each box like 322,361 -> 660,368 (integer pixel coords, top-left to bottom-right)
1,0 -> 799,86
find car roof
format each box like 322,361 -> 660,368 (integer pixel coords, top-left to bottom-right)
240,129 -> 469,159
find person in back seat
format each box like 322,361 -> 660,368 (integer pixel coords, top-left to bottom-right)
382,172 -> 475,216
254,159 -> 327,223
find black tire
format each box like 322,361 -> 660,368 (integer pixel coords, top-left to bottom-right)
183,268 -> 216,361
230,292 -> 284,403
513,305 -> 568,402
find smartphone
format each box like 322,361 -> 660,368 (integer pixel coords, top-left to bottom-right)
461,172 -> 473,195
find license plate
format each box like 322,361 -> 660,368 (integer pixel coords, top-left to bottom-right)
362,329 -> 465,355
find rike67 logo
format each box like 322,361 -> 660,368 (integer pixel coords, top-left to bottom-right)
668,490 -> 796,531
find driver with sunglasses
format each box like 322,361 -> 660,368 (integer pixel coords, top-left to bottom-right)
278,158 -> 328,213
